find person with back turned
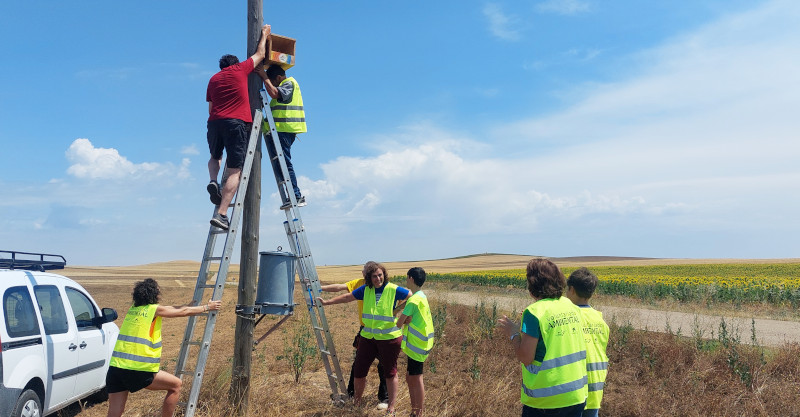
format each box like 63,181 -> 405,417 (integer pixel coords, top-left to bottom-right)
206,24 -> 271,230
497,258 -> 588,417
565,267 -> 609,417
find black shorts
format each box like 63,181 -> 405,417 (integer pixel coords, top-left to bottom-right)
106,366 -> 156,394
407,357 -> 424,376
207,118 -> 250,169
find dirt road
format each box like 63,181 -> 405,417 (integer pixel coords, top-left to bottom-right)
426,288 -> 800,347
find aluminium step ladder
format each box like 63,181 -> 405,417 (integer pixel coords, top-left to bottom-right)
173,110 -> 264,417
260,88 -> 348,402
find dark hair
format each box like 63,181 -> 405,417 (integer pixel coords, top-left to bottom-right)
219,54 -> 240,70
567,267 -> 598,299
361,261 -> 378,279
266,64 -> 286,80
526,258 -> 565,300
363,262 -> 389,288
407,267 -> 427,287
132,278 -> 160,306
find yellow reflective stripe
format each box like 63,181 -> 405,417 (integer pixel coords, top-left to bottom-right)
402,335 -> 430,355
407,326 -> 434,342
525,350 -> 586,375
111,351 -> 161,364
117,334 -> 162,349
270,105 -> 304,111
524,375 -> 588,398
363,326 -> 401,335
586,361 -> 608,371
362,313 -> 395,322
588,381 -> 605,392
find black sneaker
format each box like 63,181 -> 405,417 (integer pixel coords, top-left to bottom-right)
280,196 -> 307,210
207,181 -> 222,205
210,213 -> 229,230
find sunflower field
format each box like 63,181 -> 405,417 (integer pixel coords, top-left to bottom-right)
414,263 -> 800,306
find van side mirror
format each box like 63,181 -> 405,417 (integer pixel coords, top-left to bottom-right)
94,307 -> 118,325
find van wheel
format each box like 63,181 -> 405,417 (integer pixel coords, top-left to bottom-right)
12,389 -> 41,417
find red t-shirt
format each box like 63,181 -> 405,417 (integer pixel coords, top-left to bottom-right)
206,57 -> 254,122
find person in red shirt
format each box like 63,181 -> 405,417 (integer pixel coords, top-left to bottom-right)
206,24 -> 270,230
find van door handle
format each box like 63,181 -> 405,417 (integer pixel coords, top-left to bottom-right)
69,343 -> 78,351
80,341 -> 88,349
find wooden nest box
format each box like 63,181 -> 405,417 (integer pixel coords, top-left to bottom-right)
267,34 -> 296,69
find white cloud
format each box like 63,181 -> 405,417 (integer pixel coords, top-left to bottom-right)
66,138 -> 189,181
483,3 -> 522,41
536,0 -> 591,15
181,144 -> 200,155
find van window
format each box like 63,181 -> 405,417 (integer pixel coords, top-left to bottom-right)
3,287 -> 41,338
34,285 -> 70,335
66,287 -> 99,330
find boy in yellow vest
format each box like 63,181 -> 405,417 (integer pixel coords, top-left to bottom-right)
396,267 -> 434,417
257,63 -> 307,209
565,267 -> 609,417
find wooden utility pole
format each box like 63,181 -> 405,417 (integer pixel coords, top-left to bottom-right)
229,1 -> 262,414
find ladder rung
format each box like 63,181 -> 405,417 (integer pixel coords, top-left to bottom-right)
319,349 -> 331,356
205,256 -> 223,262
313,326 -> 324,331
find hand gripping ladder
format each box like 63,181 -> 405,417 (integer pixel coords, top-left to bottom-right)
261,88 -> 348,402
173,110 -> 263,417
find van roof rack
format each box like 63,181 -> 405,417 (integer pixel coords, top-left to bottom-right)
0,250 -> 67,271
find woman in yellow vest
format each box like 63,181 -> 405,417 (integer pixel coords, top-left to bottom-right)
320,262 -> 412,416
106,278 -> 221,417
497,259 -> 589,417
395,267 -> 434,417
319,261 -> 389,408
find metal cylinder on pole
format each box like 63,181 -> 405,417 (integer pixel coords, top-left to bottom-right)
229,0 -> 262,414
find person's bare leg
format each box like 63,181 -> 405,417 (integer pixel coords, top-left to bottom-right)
208,157 -> 221,182
106,391 -> 128,417
217,167 -> 241,216
145,370 -> 182,417
407,374 -> 425,416
353,376 -> 366,406
386,374 -> 399,413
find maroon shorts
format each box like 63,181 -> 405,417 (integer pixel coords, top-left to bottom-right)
353,336 -> 402,379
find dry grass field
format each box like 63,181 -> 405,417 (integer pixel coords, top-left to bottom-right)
55,254 -> 800,416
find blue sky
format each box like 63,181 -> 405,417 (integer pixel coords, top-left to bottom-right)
2,0 -> 798,266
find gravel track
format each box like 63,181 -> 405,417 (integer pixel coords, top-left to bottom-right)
426,288 -> 800,347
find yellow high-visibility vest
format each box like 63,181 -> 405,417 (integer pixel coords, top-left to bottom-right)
521,297 -> 588,409
110,304 -> 162,372
265,77 -> 306,133
401,291 -> 434,362
579,306 -> 609,410
361,284 -> 402,340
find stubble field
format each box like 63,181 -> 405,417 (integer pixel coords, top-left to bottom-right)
57,254 -> 800,416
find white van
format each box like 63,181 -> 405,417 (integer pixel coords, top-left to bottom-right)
0,251 -> 119,417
